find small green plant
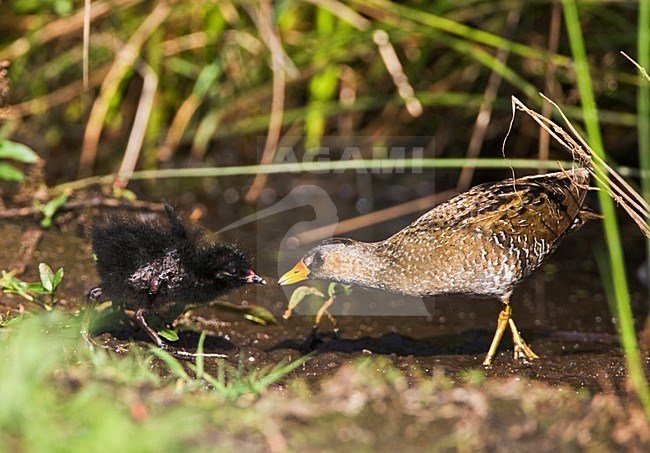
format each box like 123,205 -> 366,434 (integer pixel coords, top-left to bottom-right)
152,301 -> 278,343
283,282 -> 352,329
157,328 -> 180,342
0,311 -> 24,327
33,193 -> 68,228
0,139 -> 40,181
0,263 -> 64,310
211,300 -> 278,326
151,332 -> 313,401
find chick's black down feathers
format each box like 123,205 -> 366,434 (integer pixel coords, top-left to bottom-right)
90,204 -> 260,311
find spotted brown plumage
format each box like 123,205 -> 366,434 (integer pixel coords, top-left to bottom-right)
279,168 -> 599,365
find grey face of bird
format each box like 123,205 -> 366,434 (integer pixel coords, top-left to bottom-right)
279,239 -> 381,287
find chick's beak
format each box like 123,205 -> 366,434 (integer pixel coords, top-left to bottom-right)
244,269 -> 266,285
278,259 -> 310,285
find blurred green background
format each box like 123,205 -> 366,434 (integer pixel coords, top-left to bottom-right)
0,0 -> 645,183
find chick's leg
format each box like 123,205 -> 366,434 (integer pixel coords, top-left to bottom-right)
134,308 -> 227,361
82,287 -> 103,349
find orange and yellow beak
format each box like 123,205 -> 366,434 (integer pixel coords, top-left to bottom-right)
278,259 -> 310,285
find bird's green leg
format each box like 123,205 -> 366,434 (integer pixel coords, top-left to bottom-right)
508,318 -> 539,362
483,299 -> 512,366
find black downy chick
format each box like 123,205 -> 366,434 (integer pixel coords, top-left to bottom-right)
84,203 -> 266,360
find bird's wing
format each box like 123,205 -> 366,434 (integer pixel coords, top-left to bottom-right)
402,174 -> 588,245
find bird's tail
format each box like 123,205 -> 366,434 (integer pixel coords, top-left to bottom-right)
163,202 -> 188,240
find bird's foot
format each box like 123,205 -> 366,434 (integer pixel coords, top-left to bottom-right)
82,331 -> 130,355
133,308 -> 228,361
509,319 -> 539,363
82,330 -> 101,351
512,338 -> 539,363
303,326 -> 339,351
303,329 -> 322,351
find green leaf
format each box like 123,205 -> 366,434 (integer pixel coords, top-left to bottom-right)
328,282 -> 353,297
0,162 -> 24,181
37,193 -> 68,228
25,282 -> 48,294
242,305 -> 278,326
283,285 -> 325,319
119,188 -> 137,201
42,193 -> 68,218
52,268 -> 64,290
340,284 -> 353,295
39,263 -> 55,292
211,301 -> 278,325
53,0 -> 74,15
149,348 -> 190,381
0,312 -> 24,327
195,331 -> 207,379
0,140 -> 39,163
158,328 -> 179,342
194,62 -> 222,98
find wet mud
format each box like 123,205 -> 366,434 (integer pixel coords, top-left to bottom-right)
1,179 -> 648,398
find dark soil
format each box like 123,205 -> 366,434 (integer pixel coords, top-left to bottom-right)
3,180 -> 650,449
1,181 -> 648,397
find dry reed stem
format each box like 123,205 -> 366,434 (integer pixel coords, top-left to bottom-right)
0,198 -> 163,219
215,0 -> 240,24
621,51 -> 650,84
161,32 -> 211,56
158,94 -> 204,163
538,94 -> 650,216
244,0 -> 295,203
538,1 -> 562,166
6,63 -> 110,119
373,30 -> 422,118
511,95 -> 650,237
457,4 -> 521,191
0,0 -> 143,61
305,0 -> 371,30
78,3 -> 171,178
116,61 -> 158,186
83,0 -> 91,90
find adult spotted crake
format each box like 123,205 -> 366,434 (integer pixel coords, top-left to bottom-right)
280,168 -> 600,366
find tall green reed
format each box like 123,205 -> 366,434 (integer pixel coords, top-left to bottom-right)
561,0 -> 650,415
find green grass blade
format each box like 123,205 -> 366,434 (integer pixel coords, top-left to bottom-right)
54,158 -> 578,191
562,0 -> 650,416
638,0 -> 650,289
149,347 -> 191,383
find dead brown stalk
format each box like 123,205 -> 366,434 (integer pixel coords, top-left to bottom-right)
511,95 -> 650,238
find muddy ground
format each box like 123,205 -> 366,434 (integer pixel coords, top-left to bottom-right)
1,181 -> 648,397
2,175 -> 650,450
